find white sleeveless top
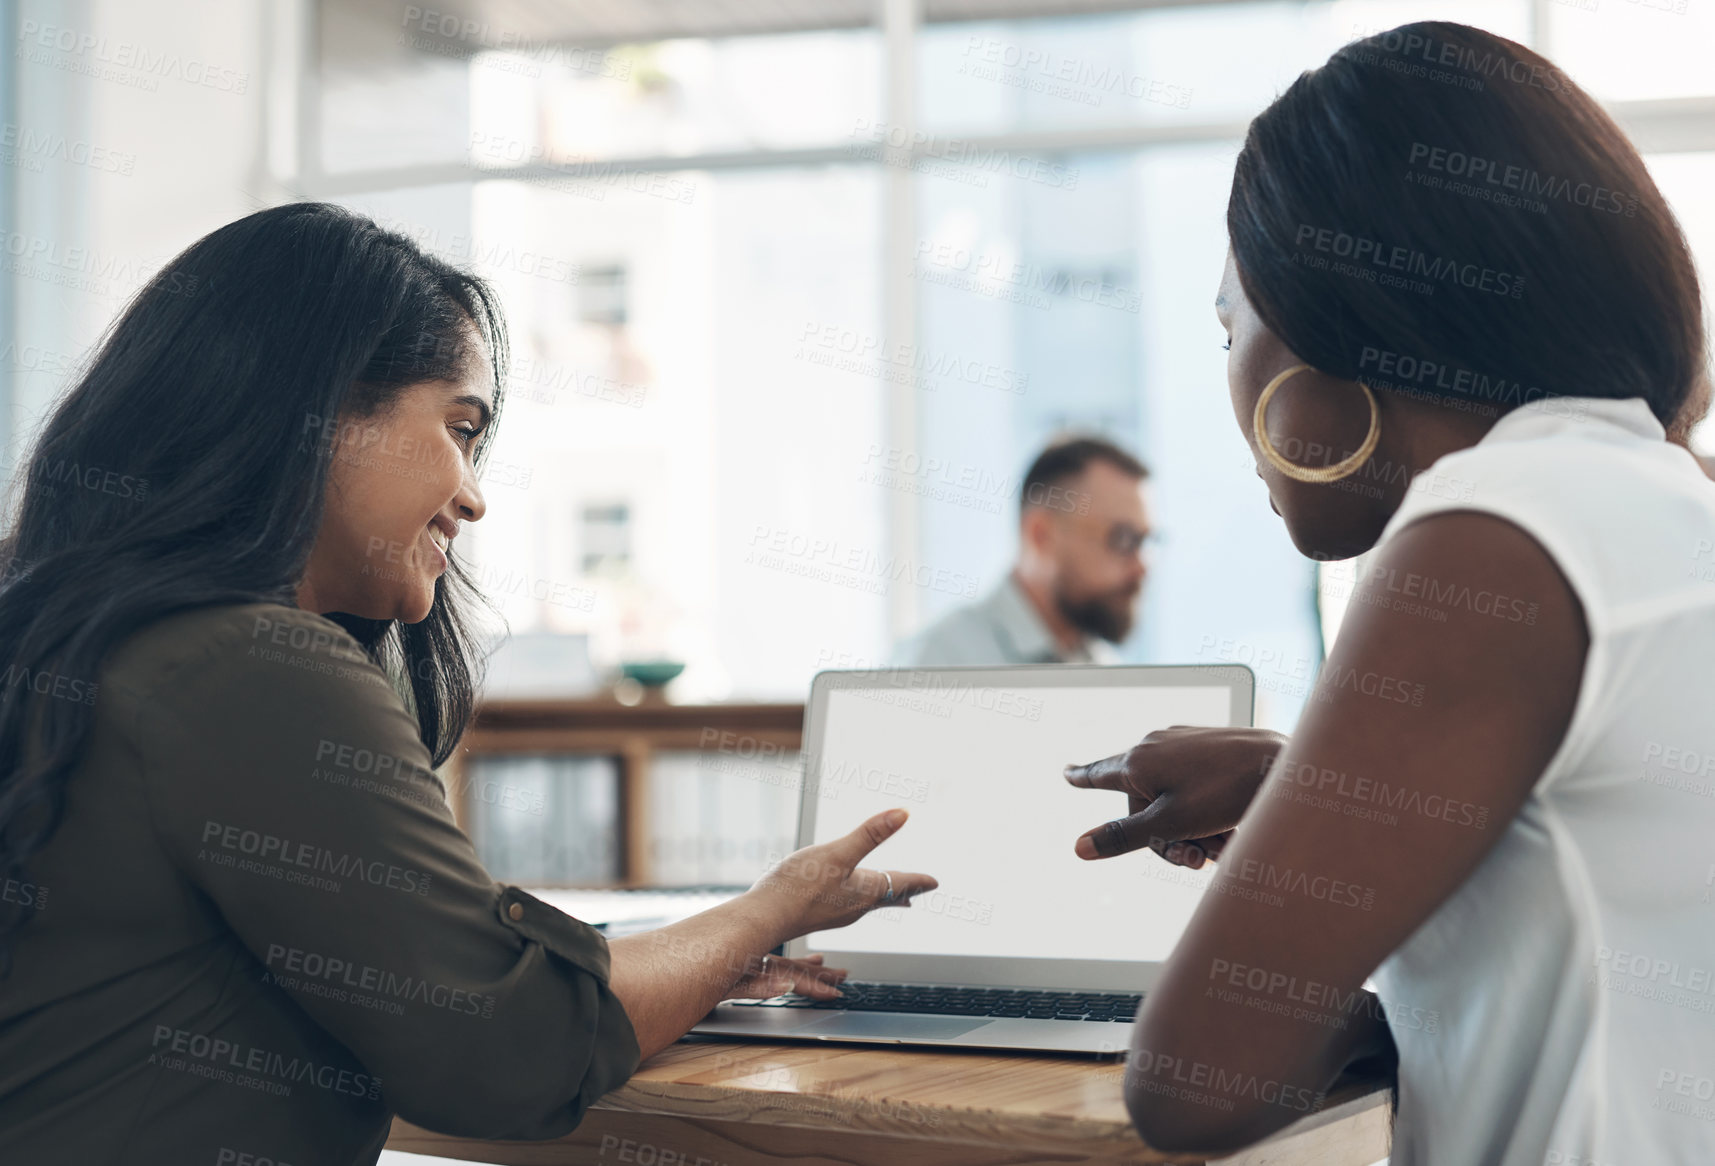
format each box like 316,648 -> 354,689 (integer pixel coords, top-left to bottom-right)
1368,396 -> 1715,1166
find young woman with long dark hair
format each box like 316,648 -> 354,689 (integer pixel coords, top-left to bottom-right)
0,202 -> 935,1164
1066,22 -> 1714,1165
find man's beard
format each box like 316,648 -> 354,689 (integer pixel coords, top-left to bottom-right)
1056,587 -> 1138,644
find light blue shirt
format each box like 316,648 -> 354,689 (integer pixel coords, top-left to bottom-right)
890,574 -> 1120,667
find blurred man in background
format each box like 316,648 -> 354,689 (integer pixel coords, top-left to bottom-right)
892,437 -> 1152,666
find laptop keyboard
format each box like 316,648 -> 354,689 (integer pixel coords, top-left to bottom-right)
730,982 -> 1144,1022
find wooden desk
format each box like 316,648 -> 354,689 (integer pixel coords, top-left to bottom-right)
388,1039 -> 1391,1165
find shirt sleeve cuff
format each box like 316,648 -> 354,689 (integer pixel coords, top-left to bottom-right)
495,887 -> 615,983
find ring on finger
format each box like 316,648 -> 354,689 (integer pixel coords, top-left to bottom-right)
881,870 -> 895,904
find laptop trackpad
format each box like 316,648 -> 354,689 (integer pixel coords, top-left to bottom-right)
798,1013 -> 992,1041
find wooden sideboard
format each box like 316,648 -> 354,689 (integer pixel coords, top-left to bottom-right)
444,696 -> 805,886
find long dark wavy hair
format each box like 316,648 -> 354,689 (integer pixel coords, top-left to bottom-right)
0,202 -> 509,971
1228,21 -> 1704,425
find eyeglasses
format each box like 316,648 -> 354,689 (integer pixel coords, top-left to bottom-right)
1103,526 -> 1156,559
1062,513 -> 1157,558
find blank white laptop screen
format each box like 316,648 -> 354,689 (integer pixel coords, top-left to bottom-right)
803,681 -> 1234,965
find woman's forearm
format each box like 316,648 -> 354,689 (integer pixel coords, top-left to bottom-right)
1126,986 -> 1397,1154
606,896 -> 786,1060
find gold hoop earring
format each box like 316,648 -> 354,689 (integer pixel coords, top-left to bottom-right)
1252,363 -> 1381,484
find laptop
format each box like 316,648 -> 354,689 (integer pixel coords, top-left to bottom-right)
691,663 -> 1254,1055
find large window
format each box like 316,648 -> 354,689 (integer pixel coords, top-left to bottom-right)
279,0 -> 1715,733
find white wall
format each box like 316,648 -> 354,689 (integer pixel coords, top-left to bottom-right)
6,0 -> 275,465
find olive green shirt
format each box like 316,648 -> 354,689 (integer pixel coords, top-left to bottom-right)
0,603 -> 640,1165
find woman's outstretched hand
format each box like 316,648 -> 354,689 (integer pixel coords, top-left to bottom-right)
746,808 -> 939,940
1064,726 -> 1287,867
608,810 -> 937,1056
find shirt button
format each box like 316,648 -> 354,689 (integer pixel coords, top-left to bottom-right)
508,902 -> 524,921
